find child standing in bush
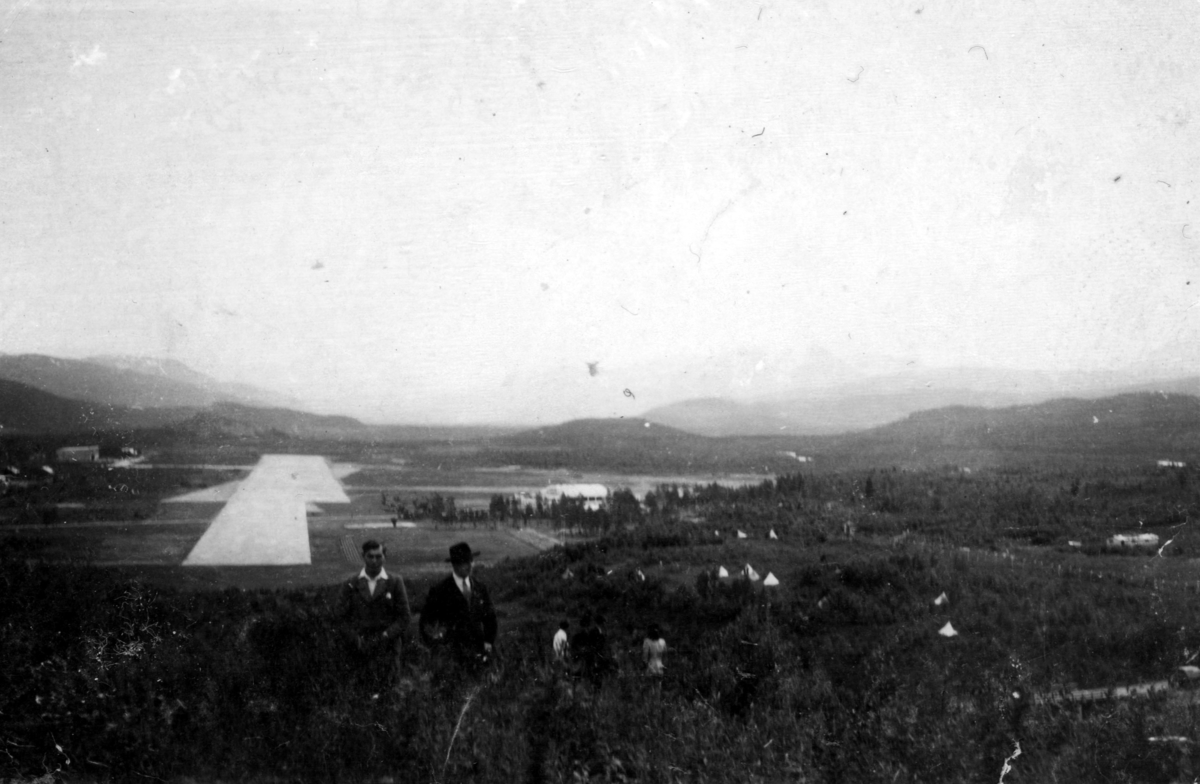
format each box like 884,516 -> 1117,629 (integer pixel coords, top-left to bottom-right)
642,624 -> 666,677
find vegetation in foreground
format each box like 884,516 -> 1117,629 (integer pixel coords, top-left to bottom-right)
5,462 -> 1200,782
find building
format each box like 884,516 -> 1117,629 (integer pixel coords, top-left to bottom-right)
1108,533 -> 1160,548
55,445 -> 100,463
541,483 -> 609,511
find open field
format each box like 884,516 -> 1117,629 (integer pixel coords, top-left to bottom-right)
0,451 -> 764,589
5,428 -> 1200,781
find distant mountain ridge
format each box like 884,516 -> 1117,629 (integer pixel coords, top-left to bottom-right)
643,366 -> 1200,436
846,392 -> 1200,456
0,376 -> 519,444
0,354 -> 292,411
0,378 -> 194,435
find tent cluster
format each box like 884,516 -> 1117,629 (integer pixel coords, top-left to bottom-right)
714,563 -> 781,587
932,592 -> 956,637
724,528 -> 780,540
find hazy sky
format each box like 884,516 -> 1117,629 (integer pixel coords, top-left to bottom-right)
3,0 -> 1198,423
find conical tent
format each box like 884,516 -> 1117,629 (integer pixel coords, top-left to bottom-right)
938,622 -> 958,637
769,529 -> 778,540
934,592 -> 949,606
737,530 -> 748,539
763,572 -> 780,586
743,564 -> 760,581
717,566 -> 729,578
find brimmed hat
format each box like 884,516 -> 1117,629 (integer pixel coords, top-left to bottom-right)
447,542 -> 479,564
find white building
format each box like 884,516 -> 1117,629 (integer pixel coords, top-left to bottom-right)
541,483 -> 609,511
1108,533 -> 1160,548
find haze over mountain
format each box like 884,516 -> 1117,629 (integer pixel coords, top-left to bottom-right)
642,364 -> 1200,436
5,351 -> 1199,441
0,354 -> 293,411
811,391 -> 1200,470
0,371 -> 516,443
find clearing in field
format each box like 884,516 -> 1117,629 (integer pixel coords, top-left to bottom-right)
182,455 -> 349,566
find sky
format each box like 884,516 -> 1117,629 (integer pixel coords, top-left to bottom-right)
2,0 -> 1198,424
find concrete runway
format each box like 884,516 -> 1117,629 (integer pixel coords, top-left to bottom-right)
182,455 -> 350,566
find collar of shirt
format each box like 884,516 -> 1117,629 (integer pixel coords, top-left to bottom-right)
454,573 -> 471,597
358,567 -> 389,595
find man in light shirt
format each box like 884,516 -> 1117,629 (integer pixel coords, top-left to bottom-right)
419,541 -> 497,669
339,540 -> 412,687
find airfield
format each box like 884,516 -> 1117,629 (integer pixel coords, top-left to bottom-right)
0,453 -> 768,590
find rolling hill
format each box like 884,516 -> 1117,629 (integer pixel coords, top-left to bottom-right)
643,366 -> 1200,437
490,417 -> 808,473
0,354 -> 288,410
0,379 -> 519,445
0,378 -> 191,435
483,393 -> 1200,473
767,391 -> 1200,471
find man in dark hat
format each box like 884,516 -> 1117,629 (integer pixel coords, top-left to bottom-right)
419,541 -> 497,667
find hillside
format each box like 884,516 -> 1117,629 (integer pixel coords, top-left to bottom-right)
643,367 -> 1200,437
500,394 -> 1200,473
0,353 -> 285,410
0,378 -> 193,434
0,379 -> 373,442
160,403 -> 369,441
488,417 -> 808,472
819,392 -> 1200,467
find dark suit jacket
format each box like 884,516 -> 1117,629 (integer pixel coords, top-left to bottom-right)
339,573 -> 412,643
419,574 -> 497,655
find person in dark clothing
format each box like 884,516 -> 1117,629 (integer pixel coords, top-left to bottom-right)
419,542 -> 497,669
592,613 -> 615,679
338,540 -> 412,689
571,612 -> 599,681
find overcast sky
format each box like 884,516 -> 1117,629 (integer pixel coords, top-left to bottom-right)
3,0 -> 1198,424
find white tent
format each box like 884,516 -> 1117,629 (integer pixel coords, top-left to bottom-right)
636,569 -> 646,581
743,564 -> 760,581
763,572 -> 780,587
938,622 -> 958,637
717,566 -> 730,578
769,529 -> 778,540
737,530 -> 747,539
933,592 -> 949,606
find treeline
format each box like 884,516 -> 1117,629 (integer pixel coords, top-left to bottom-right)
644,464 -> 1200,553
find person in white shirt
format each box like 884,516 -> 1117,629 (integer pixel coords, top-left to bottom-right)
338,540 -> 412,688
553,620 -> 570,663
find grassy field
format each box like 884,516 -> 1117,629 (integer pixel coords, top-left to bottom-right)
6,521 -> 1200,783
6,439 -> 1200,781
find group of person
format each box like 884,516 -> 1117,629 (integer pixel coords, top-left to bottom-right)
339,540 -> 497,689
554,616 -> 667,679
339,538 -> 666,690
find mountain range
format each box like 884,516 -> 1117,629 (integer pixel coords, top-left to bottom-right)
0,354 -> 294,411
2,353 -> 1199,466
642,366 -> 1200,436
